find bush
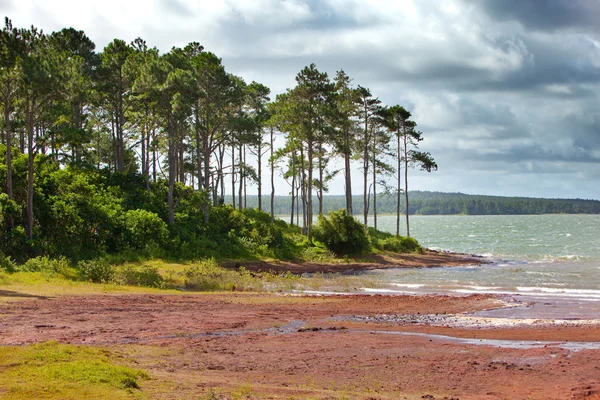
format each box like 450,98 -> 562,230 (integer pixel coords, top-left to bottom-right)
367,227 -> 422,253
21,256 -> 70,273
183,258 -> 225,291
77,259 -> 115,283
123,209 -> 169,251
0,251 -> 17,273
313,209 -> 370,255
116,265 -> 164,288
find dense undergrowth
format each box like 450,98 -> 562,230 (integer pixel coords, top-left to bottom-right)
0,159 -> 422,292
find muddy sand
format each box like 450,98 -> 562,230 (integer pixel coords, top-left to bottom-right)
2,289 -> 600,399
223,250 -> 487,274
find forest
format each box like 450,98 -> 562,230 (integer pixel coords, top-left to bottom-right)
0,18 -> 436,263
234,192 -> 600,216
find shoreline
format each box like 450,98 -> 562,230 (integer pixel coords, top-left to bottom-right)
1,292 -> 599,398
222,249 -> 487,274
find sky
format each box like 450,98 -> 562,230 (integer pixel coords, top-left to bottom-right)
2,0 -> 599,200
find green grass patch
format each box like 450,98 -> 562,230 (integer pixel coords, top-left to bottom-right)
0,342 -> 148,399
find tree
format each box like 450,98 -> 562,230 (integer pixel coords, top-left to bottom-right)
355,85 -> 381,228
332,70 -> 358,216
400,122 -> 437,236
245,82 -> 270,211
273,64 -> 333,241
0,18 -> 23,229
98,39 -> 133,172
380,105 -> 412,235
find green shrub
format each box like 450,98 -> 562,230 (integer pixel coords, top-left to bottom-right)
183,258 -> 225,291
0,251 -> 17,273
298,245 -> 335,262
116,265 -> 164,288
313,209 -> 370,255
77,259 -> 116,283
367,227 -> 422,253
123,209 -> 169,251
21,256 -> 70,273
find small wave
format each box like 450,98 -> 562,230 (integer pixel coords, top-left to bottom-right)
361,288 -> 419,294
467,285 -> 502,291
517,287 -> 600,295
390,283 -> 425,289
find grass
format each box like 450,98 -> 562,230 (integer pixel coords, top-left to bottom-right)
0,342 -> 148,400
0,270 -> 179,303
0,255 -> 389,304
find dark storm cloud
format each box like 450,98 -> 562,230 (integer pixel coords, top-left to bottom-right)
478,0 -> 600,33
566,110 -> 600,149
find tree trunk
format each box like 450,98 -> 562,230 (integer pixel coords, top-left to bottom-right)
243,145 -> 247,209
372,138 -> 377,231
404,135 -> 410,237
167,115 -> 176,225
195,108 -> 203,191
307,137 -> 314,241
300,145 -> 307,233
363,114 -> 369,227
202,130 -> 211,224
270,128 -> 275,223
152,128 -> 157,183
231,144 -> 236,209
396,131 -> 401,236
363,148 -> 369,227
4,104 -> 13,229
344,151 -> 352,215
26,97 -> 35,240
145,126 -> 151,193
238,144 -> 243,210
257,139 -> 262,211
290,149 -> 296,226
318,142 -> 323,216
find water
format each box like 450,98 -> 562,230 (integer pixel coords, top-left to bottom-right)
357,215 -> 600,317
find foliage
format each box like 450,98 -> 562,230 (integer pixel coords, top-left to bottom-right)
122,209 -> 168,252
368,228 -> 422,253
77,259 -> 116,283
0,251 -> 17,272
20,256 -> 71,273
0,18 -> 447,268
115,264 -> 164,288
313,209 -> 370,255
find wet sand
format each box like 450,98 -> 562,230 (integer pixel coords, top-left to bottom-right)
223,250 -> 487,274
1,292 -> 600,399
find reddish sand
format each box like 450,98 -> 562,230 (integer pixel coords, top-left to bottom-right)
1,292 -> 600,399
223,250 -> 487,274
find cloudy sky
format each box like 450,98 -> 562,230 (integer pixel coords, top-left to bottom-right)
2,0 -> 599,199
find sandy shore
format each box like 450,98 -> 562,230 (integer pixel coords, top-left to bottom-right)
1,291 -> 600,399
223,250 -> 487,274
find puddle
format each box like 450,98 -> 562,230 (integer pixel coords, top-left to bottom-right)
363,330 -> 600,351
343,312 -> 600,328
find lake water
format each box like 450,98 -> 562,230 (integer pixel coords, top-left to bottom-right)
311,214 -> 600,318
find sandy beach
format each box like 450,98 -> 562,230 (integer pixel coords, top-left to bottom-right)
2,286 -> 600,399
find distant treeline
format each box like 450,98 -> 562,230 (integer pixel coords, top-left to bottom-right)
225,191 -> 600,215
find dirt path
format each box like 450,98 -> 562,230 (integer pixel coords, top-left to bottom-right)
2,292 -> 600,399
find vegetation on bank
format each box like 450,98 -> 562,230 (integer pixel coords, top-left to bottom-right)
0,161 -> 421,293
1,18 -> 435,259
